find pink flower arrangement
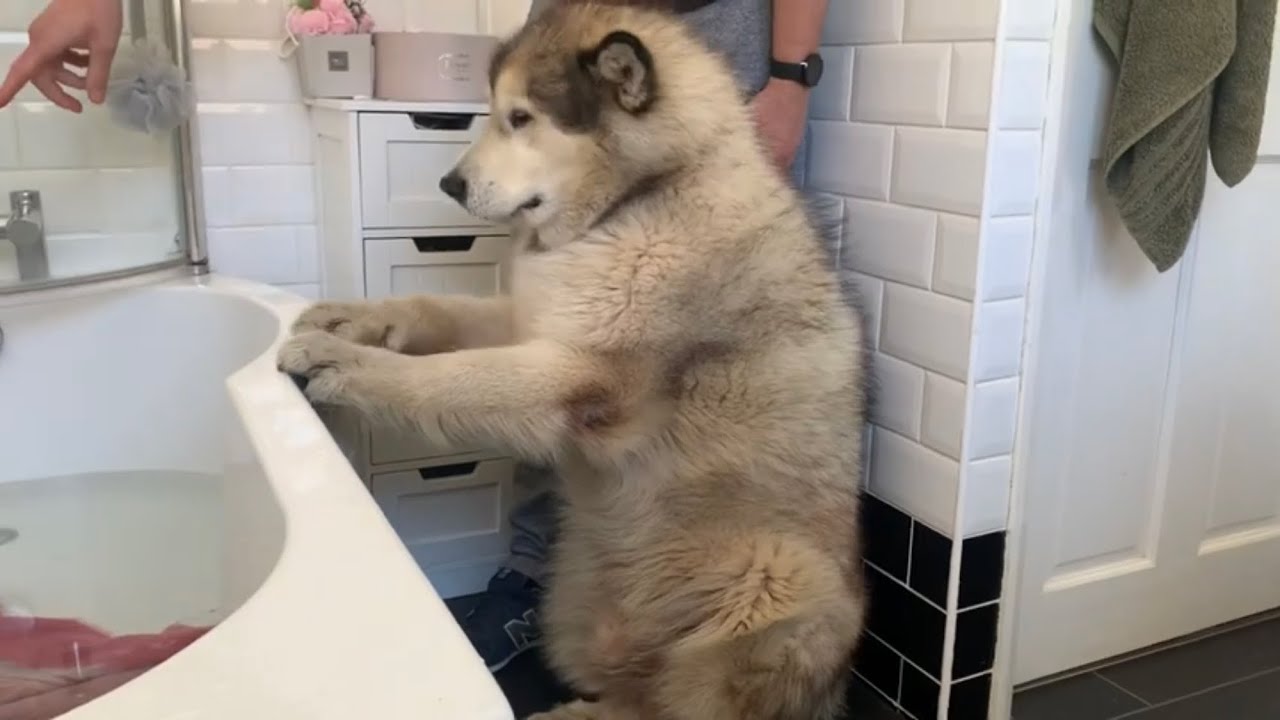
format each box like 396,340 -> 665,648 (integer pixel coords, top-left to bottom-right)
286,0 -> 374,38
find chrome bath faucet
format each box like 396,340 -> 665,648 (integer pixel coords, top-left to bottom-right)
0,190 -> 48,282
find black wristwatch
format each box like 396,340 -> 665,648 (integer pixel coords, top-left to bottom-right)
770,52 -> 824,88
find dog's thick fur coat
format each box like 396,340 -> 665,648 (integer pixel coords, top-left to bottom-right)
277,4 -> 868,718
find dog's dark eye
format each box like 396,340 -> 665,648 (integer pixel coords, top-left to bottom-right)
508,109 -> 532,129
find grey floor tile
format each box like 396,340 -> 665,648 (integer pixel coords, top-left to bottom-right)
1099,618 -> 1280,704
1121,667 -> 1280,719
1012,673 -> 1147,720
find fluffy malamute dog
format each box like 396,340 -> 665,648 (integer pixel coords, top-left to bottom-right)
278,4 -> 868,718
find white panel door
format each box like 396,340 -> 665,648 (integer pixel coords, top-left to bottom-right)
1013,5 -> 1280,684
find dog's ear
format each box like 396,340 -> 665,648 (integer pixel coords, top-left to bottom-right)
580,30 -> 656,113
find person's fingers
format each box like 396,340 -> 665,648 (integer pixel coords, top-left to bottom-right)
32,72 -> 83,113
62,49 -> 90,69
0,48 -> 43,108
85,32 -> 118,104
56,68 -> 87,91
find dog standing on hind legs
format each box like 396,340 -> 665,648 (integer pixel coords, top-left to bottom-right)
277,4 -> 869,718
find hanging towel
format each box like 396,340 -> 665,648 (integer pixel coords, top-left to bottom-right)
1094,0 -> 1277,272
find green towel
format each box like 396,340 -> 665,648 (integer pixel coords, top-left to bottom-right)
1094,0 -> 1277,272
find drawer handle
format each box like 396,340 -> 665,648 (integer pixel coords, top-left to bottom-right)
410,112 -> 476,131
413,236 -> 475,253
419,462 -> 479,481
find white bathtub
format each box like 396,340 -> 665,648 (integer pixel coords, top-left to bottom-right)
0,270 -> 513,719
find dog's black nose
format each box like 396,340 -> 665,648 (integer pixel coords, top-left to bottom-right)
439,172 -> 468,202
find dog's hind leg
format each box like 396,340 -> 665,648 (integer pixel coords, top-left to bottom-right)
644,537 -> 866,720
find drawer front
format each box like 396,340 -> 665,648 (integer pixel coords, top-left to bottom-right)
363,234 -> 510,300
370,458 -> 515,568
358,111 -> 489,229
369,422 -> 497,466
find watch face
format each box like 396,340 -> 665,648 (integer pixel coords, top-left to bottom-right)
804,53 -> 825,86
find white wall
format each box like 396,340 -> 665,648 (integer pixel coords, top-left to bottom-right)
189,0 -> 531,299
809,0 -> 1048,540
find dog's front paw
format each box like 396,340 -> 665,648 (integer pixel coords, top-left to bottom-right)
277,330 -> 371,406
291,300 -> 417,352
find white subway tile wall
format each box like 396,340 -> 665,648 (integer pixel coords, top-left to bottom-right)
808,121 -> 894,199
808,46 -> 855,121
850,43 -> 951,126
870,351 -> 926,440
809,0 -> 999,537
815,6 -> 1058,714
868,426 -> 960,534
821,0 -> 905,45
962,454 -> 1013,536
996,41 -> 1053,129
902,0 -> 1000,43
947,42 -> 995,130
844,199 -> 937,288
955,0 -> 1056,538
921,371 -> 966,460
891,127 -> 988,215
932,213 -> 981,300
986,129 -> 1042,216
967,376 -> 1020,459
979,216 -> 1034,301
880,282 -> 973,381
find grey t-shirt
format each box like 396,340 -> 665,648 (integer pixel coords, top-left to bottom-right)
524,0 -> 771,98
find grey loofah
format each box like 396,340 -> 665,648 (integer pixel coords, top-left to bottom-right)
105,39 -> 193,135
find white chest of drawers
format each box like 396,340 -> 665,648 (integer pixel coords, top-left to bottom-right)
307,99 -> 525,599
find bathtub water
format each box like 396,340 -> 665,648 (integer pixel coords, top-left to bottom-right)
0,270 -> 512,719
0,469 -> 223,634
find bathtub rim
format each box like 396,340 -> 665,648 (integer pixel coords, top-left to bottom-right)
9,270 -> 513,720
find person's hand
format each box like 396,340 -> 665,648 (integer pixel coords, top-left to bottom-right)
750,77 -> 810,173
0,0 -> 123,112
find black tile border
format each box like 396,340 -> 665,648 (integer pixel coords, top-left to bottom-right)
959,531 -> 1005,608
948,672 -> 992,720
862,492 -> 1006,720
863,494 -> 913,581
855,632 -> 904,704
901,662 -> 941,720
910,521 -> 952,607
953,603 -> 1001,679
867,563 -> 947,678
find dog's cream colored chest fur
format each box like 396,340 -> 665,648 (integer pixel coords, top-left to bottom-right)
507,231 -> 702,352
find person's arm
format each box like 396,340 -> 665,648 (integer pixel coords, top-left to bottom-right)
751,0 -> 828,173
769,0 -> 827,65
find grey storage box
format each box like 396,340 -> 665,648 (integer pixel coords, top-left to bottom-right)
297,34 -> 374,99
373,32 -> 497,103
